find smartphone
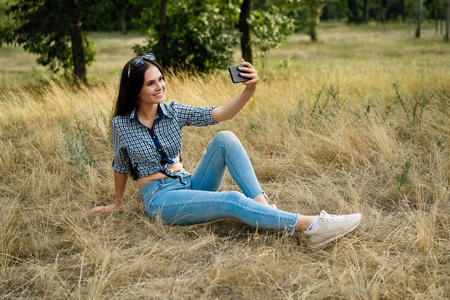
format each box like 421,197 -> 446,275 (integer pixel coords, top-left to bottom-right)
228,65 -> 251,83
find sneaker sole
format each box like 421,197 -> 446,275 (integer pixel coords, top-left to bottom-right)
310,217 -> 362,247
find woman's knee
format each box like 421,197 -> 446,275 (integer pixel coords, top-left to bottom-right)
222,191 -> 249,205
212,131 -> 240,147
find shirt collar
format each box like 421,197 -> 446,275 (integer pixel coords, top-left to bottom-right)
129,103 -> 174,123
130,107 -> 137,120
159,102 -> 175,119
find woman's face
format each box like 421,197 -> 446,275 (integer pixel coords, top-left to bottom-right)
138,64 -> 165,105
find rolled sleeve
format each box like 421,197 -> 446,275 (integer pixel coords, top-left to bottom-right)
171,101 -> 218,127
111,120 -> 130,174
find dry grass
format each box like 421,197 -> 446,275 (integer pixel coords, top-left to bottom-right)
1,24 -> 449,299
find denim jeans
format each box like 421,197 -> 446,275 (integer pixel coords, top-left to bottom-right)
140,131 -> 298,233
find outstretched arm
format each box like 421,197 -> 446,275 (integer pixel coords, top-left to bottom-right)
211,59 -> 259,122
89,171 -> 127,214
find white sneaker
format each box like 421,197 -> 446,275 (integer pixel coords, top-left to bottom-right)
305,210 -> 362,247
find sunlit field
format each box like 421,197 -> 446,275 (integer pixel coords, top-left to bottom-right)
1,23 -> 449,299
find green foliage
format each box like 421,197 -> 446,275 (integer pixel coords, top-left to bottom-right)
134,1 -> 237,73
287,80 -> 343,125
82,0 -> 143,31
320,0 -> 443,24
5,0 -> 95,75
251,6 -> 295,55
391,81 -> 433,130
0,0 -> 17,47
56,101 -> 111,183
395,159 -> 412,187
310,81 -> 341,118
134,1 -> 297,73
57,108 -> 94,184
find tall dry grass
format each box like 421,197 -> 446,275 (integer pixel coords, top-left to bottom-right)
1,27 -> 449,299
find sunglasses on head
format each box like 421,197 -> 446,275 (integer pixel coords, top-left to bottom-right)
128,53 -> 156,77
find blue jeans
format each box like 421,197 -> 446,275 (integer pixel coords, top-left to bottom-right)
140,131 -> 298,233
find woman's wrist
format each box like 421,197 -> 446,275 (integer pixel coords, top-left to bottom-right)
244,86 -> 256,93
113,199 -> 123,208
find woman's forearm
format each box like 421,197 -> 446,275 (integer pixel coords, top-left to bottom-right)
212,60 -> 259,122
89,171 -> 127,214
114,171 -> 128,207
212,86 -> 256,122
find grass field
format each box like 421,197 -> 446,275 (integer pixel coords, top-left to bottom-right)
1,23 -> 449,299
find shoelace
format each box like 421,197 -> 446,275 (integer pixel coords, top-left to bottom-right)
320,211 -> 345,222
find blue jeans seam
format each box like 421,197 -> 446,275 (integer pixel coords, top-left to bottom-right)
155,200 -> 294,225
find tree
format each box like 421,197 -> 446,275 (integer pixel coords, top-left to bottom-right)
135,0 -> 237,72
6,0 -> 94,83
157,0 -> 169,66
282,0 -> 335,42
81,0 -> 141,32
0,0 -> 16,48
293,0 -> 326,42
239,0 -> 253,62
347,0 -> 364,23
308,0 -> 322,41
65,0 -> 87,83
446,0 -> 450,41
238,0 -> 294,62
416,0 -> 423,37
134,0 -> 295,72
251,5 -> 295,54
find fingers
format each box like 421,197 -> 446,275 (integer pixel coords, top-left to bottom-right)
89,205 -> 114,215
238,66 -> 254,73
238,60 -> 258,85
239,72 -> 258,82
88,207 -> 104,214
240,59 -> 254,69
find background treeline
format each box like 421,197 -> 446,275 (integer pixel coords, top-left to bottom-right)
1,0 -> 449,83
80,1 -> 450,34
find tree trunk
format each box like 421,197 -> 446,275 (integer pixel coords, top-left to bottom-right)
446,0 -> 450,41
381,8 -> 386,31
415,0 -> 422,38
435,8 -> 438,34
65,0 -> 87,84
121,15 -> 127,35
347,0 -> 361,24
363,0 -> 368,23
239,0 -> 252,63
157,0 -> 168,66
309,0 -> 319,42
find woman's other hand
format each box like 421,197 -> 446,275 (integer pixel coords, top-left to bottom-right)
89,204 -> 120,214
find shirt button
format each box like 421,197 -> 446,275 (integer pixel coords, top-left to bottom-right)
153,136 -> 156,139
158,149 -> 161,151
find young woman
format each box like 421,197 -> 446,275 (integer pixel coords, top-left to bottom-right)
90,53 -> 362,247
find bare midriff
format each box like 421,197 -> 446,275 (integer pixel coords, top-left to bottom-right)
137,163 -> 184,190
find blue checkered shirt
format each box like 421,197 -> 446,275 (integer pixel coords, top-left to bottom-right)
111,101 -> 217,179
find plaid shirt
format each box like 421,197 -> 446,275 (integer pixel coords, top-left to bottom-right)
111,101 -> 217,179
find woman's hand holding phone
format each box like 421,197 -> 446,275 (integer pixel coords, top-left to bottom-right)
228,59 -> 259,89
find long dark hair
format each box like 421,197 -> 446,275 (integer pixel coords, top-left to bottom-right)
113,58 -> 165,117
